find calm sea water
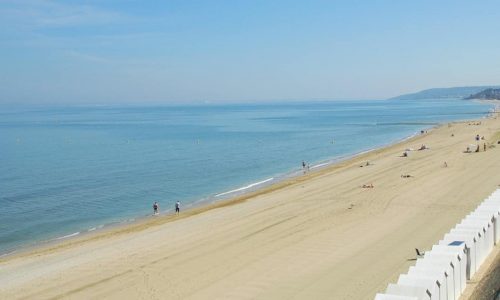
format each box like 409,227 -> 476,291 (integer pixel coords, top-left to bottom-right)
0,99 -> 493,254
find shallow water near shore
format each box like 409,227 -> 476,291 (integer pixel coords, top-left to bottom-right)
0,99 -> 493,254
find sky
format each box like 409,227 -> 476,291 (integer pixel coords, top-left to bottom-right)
1,0 -> 500,105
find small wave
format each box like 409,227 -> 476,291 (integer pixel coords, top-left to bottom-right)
89,224 -> 105,231
310,162 -> 330,169
55,232 -> 80,240
215,178 -> 274,197
0,250 -> 17,258
87,224 -> 104,232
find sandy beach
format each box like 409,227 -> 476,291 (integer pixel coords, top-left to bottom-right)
1,109 -> 500,300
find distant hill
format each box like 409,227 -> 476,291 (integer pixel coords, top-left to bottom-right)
465,88 -> 500,100
390,86 -> 500,100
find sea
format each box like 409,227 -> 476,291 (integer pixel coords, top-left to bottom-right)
0,99 -> 494,255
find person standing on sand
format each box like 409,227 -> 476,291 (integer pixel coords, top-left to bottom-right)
153,202 -> 159,215
175,201 -> 180,215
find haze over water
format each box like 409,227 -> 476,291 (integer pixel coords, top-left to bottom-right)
0,99 -> 493,254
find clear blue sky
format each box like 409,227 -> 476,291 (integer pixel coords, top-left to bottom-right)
1,0 -> 500,104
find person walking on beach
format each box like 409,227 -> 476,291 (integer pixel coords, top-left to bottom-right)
175,201 -> 180,215
153,202 -> 159,215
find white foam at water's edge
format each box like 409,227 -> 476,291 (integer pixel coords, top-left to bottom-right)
215,177 -> 275,197
88,224 -> 104,232
54,232 -> 80,240
0,250 -> 17,258
310,162 -> 330,169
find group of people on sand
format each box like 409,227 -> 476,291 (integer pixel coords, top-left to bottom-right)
363,127 -> 495,191
465,134 -> 487,153
468,122 -> 482,126
401,143 -> 431,157
153,201 -> 181,216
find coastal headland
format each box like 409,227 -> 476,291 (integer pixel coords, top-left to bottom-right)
1,107 -> 500,299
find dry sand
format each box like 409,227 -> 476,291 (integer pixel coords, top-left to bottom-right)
1,110 -> 500,300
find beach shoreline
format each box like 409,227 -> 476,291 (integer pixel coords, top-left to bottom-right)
0,120 -> 442,262
0,114 -> 467,260
1,103 -> 499,299
0,110 -> 495,261
1,99 -> 494,258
